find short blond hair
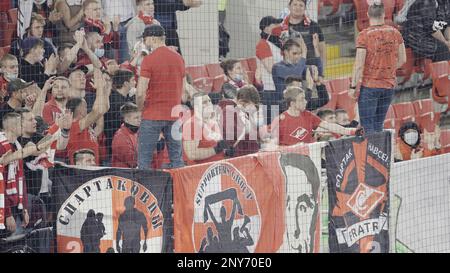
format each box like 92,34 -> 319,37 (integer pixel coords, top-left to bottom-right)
283,86 -> 305,107
0,54 -> 17,68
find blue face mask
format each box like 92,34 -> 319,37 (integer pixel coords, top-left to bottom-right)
94,48 -> 105,58
233,74 -> 243,82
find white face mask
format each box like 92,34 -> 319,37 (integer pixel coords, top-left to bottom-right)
404,131 -> 419,146
128,87 -> 136,97
94,48 -> 105,58
3,71 -> 18,81
233,74 -> 244,82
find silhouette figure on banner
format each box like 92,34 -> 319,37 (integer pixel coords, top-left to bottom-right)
80,209 -> 106,253
199,188 -> 254,253
116,196 -> 149,253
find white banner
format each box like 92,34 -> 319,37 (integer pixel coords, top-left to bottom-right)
391,153 -> 450,253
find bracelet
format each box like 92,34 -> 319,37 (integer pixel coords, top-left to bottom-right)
61,128 -> 70,138
349,85 -> 356,89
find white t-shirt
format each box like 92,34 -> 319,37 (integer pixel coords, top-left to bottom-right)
101,0 -> 136,23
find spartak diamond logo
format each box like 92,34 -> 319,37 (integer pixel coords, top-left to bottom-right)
290,127 -> 308,141
346,183 -> 384,218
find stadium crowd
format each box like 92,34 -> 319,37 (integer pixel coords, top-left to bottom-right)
0,0 -> 449,245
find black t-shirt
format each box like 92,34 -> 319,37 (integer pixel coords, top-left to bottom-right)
104,90 -> 133,156
0,103 -> 16,130
18,134 -> 45,196
289,20 -> 325,60
19,58 -> 50,89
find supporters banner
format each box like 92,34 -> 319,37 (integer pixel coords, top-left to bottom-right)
391,153 -> 450,253
51,164 -> 173,253
326,132 -> 392,253
171,144 -> 322,253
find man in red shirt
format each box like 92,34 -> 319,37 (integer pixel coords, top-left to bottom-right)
136,24 -> 186,169
349,2 -> 406,134
66,69 -> 110,165
183,92 -> 234,165
269,87 -> 359,146
43,77 -> 70,125
0,54 -> 19,105
111,103 -> 141,168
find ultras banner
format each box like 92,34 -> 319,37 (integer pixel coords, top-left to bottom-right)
171,144 -> 323,253
326,132 -> 392,253
51,164 -> 173,253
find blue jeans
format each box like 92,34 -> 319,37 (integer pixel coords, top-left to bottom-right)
358,86 -> 394,134
138,120 -> 184,170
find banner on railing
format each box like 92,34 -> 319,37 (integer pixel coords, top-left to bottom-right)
51,164 -> 173,253
391,153 -> 450,253
171,144 -> 323,253
326,132 -> 392,253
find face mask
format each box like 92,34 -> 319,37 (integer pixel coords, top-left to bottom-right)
125,122 -> 139,133
3,71 -> 18,81
233,74 -> 243,82
94,48 -> 105,58
128,87 -> 136,97
404,131 -> 419,146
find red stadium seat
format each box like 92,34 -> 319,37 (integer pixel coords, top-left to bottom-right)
186,65 -> 213,93
329,77 -> 351,93
1,22 -> 16,47
392,102 -> 416,121
413,99 -> 433,116
321,80 -> 337,110
205,63 -> 226,92
428,61 -> 450,105
417,112 -> 439,133
8,8 -> 17,25
440,129 -> 450,147
336,91 -> 357,120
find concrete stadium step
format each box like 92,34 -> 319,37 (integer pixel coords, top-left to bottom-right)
324,57 -> 354,79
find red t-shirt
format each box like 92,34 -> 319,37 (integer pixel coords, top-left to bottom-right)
271,110 -> 322,145
42,98 -> 63,125
140,46 -> 185,121
182,116 -> 225,165
256,39 -> 273,60
356,25 -> 404,89
111,124 -> 138,168
67,120 -> 100,165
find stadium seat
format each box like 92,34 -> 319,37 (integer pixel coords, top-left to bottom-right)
8,8 -> 17,25
429,61 -> 450,105
385,105 -> 396,120
186,65 -> 213,93
392,102 -> 416,121
417,112 -> 439,133
328,77 -> 351,94
205,63 -> 226,92
1,22 -> 16,47
321,80 -> 337,110
413,99 -> 433,117
440,129 -> 450,147
336,91 -> 357,121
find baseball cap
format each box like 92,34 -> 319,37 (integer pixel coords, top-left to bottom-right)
7,78 -> 34,93
139,24 -> 166,38
21,37 -> 44,56
259,16 -> 283,31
